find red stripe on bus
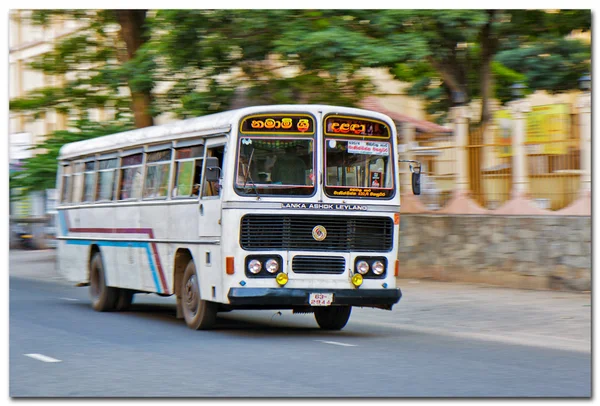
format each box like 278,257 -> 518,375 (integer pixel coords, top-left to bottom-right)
64,212 -> 170,295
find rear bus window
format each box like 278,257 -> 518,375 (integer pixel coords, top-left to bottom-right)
60,164 -> 72,203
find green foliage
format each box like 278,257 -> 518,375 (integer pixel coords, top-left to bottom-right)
10,9 -> 592,194
10,120 -> 133,193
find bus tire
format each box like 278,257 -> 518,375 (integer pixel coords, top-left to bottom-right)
181,260 -> 217,330
115,289 -> 134,311
89,252 -> 118,312
314,306 -> 352,330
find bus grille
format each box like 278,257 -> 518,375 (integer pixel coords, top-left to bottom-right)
292,256 -> 346,274
240,214 -> 393,252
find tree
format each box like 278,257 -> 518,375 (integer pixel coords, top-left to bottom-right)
347,9 -> 590,125
10,10 -> 155,193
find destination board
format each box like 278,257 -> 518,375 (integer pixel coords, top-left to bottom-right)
240,114 -> 315,135
324,115 -> 390,139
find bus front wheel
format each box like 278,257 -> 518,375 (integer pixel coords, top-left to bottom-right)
89,252 -> 118,312
181,260 -> 217,330
314,306 -> 352,330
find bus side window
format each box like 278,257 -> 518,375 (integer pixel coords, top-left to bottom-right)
173,145 -> 204,198
202,146 -> 224,198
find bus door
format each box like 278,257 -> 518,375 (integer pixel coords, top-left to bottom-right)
198,141 -> 225,238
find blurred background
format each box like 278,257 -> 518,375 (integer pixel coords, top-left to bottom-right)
8,9 -> 591,290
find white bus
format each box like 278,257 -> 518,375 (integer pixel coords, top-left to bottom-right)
56,105 -> 421,330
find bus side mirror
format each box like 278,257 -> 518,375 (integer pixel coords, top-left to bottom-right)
205,157 -> 220,183
412,172 -> 421,195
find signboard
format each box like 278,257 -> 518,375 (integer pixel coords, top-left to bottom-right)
370,172 -> 382,188
240,114 -> 315,135
494,109 -> 513,158
526,104 -> 570,155
347,141 -> 390,156
324,115 -> 390,139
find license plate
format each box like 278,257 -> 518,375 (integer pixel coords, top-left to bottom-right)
309,293 -> 333,306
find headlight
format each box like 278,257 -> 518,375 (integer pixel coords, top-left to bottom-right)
356,260 -> 369,275
248,259 -> 262,274
265,258 -> 279,274
372,261 -> 385,275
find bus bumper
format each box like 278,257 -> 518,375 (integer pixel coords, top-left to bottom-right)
227,288 -> 402,310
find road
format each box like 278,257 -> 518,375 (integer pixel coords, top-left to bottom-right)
10,250 -> 591,397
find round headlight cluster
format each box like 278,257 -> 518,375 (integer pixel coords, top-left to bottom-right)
356,261 -> 370,275
355,259 -> 386,277
265,259 -> 280,274
372,261 -> 385,275
248,259 -> 262,274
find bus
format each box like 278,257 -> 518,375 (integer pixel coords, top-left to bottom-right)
56,105 -> 421,330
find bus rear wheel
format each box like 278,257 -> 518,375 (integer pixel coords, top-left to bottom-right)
89,252 -> 118,312
181,260 -> 217,330
314,306 -> 352,330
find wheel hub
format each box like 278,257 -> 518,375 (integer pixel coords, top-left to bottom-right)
184,275 -> 199,316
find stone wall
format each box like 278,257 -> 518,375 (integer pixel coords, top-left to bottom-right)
398,214 -> 591,291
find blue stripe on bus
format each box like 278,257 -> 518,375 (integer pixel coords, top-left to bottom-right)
65,239 -> 162,293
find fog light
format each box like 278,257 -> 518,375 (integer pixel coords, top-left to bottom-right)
351,273 -> 363,287
356,261 -> 369,275
372,261 -> 385,275
265,258 -> 279,274
276,272 -> 288,286
248,259 -> 262,274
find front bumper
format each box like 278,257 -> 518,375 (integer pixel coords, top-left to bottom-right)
226,287 -> 402,310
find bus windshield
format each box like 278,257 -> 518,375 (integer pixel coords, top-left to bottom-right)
324,139 -> 394,199
235,137 -> 315,196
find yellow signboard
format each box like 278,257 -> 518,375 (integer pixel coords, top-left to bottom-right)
494,109 -> 513,158
526,104 -> 570,155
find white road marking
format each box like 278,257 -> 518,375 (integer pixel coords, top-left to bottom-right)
24,353 -> 62,363
315,340 -> 357,347
60,297 -> 79,301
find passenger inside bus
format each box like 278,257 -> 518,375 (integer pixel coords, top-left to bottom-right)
271,146 -> 307,185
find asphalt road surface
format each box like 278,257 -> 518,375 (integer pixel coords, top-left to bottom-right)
10,250 -> 591,397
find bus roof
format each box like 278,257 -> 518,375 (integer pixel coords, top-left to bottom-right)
58,104 -> 394,161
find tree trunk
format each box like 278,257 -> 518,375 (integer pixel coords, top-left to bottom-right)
479,10 -> 499,128
115,10 -> 154,128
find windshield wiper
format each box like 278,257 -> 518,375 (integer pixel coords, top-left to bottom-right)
242,149 -> 261,199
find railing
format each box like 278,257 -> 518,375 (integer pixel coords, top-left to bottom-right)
400,103 -> 587,213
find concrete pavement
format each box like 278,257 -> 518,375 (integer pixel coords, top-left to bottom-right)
9,249 -> 591,353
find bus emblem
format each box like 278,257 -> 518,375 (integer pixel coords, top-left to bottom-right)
312,225 -> 327,241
